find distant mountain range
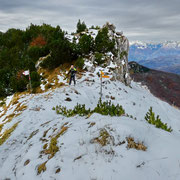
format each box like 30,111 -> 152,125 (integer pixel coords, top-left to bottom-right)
129,41 -> 180,74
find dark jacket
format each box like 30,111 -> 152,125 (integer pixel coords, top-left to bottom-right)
68,68 -> 77,77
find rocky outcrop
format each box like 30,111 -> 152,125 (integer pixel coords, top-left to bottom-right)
104,22 -> 131,86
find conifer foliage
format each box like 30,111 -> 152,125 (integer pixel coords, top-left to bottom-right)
145,107 -> 172,132
54,99 -> 125,117
76,20 -> 87,33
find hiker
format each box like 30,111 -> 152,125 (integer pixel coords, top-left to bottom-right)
68,65 -> 77,85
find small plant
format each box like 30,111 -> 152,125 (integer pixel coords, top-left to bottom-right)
56,104 -> 90,117
145,107 -> 172,132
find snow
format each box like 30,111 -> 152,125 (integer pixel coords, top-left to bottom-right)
5,95 -> 13,107
0,68 -> 180,180
40,84 -> 45,91
107,61 -> 117,68
57,75 -> 67,84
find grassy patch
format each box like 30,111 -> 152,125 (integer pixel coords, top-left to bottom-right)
0,122 -> 19,146
126,137 -> 147,151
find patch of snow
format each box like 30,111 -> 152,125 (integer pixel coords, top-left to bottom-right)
5,95 -> 14,107
40,84 -> 45,91
57,75 -> 66,83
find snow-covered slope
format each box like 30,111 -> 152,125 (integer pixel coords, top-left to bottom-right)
0,68 -> 180,180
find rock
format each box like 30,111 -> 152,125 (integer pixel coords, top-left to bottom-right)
24,159 -> 30,166
65,97 -> 72,101
102,23 -> 131,86
55,167 -> 61,173
110,96 -> 115,100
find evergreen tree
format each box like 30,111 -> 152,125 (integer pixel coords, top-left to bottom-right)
78,34 -> 94,55
76,20 -> 87,33
95,27 -> 115,53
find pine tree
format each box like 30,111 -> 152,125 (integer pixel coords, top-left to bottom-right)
76,20 -> 87,33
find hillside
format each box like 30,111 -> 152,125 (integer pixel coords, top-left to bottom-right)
129,61 -> 180,108
138,55 -> 180,75
0,63 -> 180,180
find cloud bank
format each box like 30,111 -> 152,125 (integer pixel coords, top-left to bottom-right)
0,0 -> 180,41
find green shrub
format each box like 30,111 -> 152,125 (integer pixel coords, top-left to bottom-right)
54,99 -> 125,117
75,57 -> 85,69
94,52 -> 105,65
56,104 -> 90,117
78,34 -> 94,55
93,99 -> 125,116
10,76 -> 28,92
95,27 -> 115,53
30,71 -> 41,89
145,107 -> 172,132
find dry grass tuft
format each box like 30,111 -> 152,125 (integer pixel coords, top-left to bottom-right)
0,122 -> 19,146
43,143 -> 48,149
3,113 -> 15,122
88,122 -> 96,128
45,83 -> 53,90
27,129 -> 39,141
91,128 -> 111,146
43,125 -> 68,159
126,137 -> 147,151
14,103 -> 27,112
0,123 -> 3,133
37,161 -> 47,175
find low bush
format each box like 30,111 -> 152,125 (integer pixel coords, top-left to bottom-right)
54,99 -> 125,117
55,104 -> 90,117
93,99 -> 125,116
145,107 -> 172,132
